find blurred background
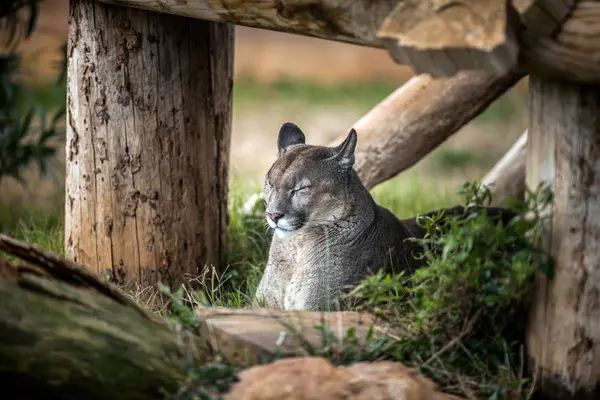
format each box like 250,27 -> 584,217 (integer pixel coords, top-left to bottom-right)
1,0 -> 528,244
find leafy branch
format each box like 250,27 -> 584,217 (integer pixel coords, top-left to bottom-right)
0,0 -> 66,186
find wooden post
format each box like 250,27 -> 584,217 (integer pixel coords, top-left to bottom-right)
66,0 -> 233,291
526,76 -> 600,399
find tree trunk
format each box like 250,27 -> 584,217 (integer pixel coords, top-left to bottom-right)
480,130 -> 527,206
330,70 -> 524,190
66,0 -> 234,292
525,76 -> 600,399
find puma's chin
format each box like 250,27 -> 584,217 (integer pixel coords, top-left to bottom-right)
275,227 -> 296,238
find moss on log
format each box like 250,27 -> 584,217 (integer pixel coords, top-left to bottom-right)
0,234 -> 210,399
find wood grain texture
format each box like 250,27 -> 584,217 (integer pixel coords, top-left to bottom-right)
516,0 -> 574,36
105,0 -> 396,47
98,0 -> 600,82
526,76 -> 600,399
66,0 -> 233,292
481,130 -> 527,206
330,70 -> 524,190
520,1 -> 600,83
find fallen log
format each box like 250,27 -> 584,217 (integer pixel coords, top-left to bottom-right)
98,0 -> 395,48
0,235 -> 210,400
331,70 -> 524,190
480,130 -> 527,206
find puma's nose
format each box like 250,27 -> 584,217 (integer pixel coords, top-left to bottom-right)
267,212 -> 284,223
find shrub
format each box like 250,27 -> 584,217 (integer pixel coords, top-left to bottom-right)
0,1 -> 66,186
349,182 -> 553,399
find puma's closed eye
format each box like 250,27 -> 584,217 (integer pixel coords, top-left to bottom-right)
291,186 -> 310,194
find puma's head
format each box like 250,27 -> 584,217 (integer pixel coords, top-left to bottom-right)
264,122 -> 359,238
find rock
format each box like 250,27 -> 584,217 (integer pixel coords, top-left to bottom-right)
224,356 -> 461,400
195,307 -> 381,366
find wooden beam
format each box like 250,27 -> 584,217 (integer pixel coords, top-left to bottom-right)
526,76 -> 600,399
514,0 -> 574,36
102,0 -> 395,47
99,0 -> 600,82
66,0 -> 233,292
480,130 -> 527,206
331,70 -> 524,190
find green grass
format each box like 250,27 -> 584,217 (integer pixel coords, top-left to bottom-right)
18,78 -> 526,123
233,79 -> 398,111
371,173 -> 458,218
233,78 -> 527,124
0,180 -> 548,399
429,148 -> 491,171
349,183 -> 553,399
0,201 -> 63,257
0,176 -> 458,302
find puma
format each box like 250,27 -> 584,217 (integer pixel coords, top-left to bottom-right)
254,122 -> 514,311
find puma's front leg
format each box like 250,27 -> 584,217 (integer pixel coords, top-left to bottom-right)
283,277 -> 339,311
254,262 -> 286,309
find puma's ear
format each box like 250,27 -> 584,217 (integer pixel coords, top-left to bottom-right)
277,122 -> 306,155
330,128 -> 357,170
